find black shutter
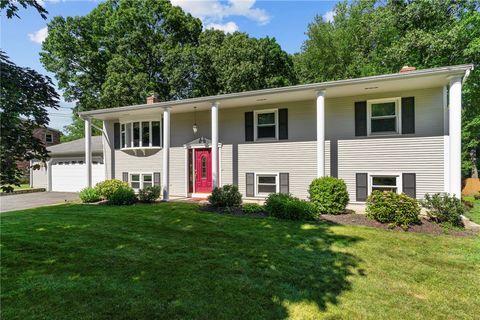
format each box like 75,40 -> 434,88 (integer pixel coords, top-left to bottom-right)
402,173 -> 416,198
245,112 -> 254,141
279,173 -> 289,194
355,101 -> 367,136
279,108 -> 288,140
356,173 -> 368,202
122,172 -> 128,182
401,97 -> 415,134
114,123 -> 120,150
154,172 -> 161,186
246,173 -> 254,197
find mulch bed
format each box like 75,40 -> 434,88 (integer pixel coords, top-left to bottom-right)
320,213 -> 477,237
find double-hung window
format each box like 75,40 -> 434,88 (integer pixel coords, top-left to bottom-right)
255,109 -> 278,140
368,98 -> 400,135
370,175 -> 399,193
45,133 -> 53,143
120,120 -> 161,148
130,173 -> 152,190
256,174 -> 278,196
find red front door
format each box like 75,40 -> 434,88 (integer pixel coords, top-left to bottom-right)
195,148 -> 212,193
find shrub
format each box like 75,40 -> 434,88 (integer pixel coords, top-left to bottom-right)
95,179 -> 128,199
138,186 -> 161,203
242,203 -> 265,214
308,177 -> 349,214
79,187 -> 101,203
264,193 -> 317,220
208,185 -> 242,207
474,193 -> 480,200
107,185 -> 137,205
421,193 -> 464,227
366,191 -> 420,229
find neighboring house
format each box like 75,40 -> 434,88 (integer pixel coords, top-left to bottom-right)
17,126 -> 62,182
31,136 -> 104,192
69,64 -> 469,202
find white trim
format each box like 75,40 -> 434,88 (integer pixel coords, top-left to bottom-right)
162,108 -> 171,201
367,97 -> 401,136
316,91 -> 325,177
254,172 -> 279,197
129,172 -> 154,191
444,135 -> 450,194
184,148 -> 189,197
211,102 -> 219,188
449,76 -> 462,198
367,172 -> 402,195
254,108 -> 278,141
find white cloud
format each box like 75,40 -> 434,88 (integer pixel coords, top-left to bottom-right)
322,10 -> 335,23
206,21 -> 239,33
171,0 -> 271,28
28,27 -> 48,44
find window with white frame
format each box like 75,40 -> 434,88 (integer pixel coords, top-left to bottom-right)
256,174 -> 278,196
130,173 -> 153,190
120,121 -> 161,149
255,109 -> 278,140
370,175 -> 399,193
368,98 -> 400,135
45,133 -> 53,143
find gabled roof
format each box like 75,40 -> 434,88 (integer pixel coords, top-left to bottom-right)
47,136 -> 103,156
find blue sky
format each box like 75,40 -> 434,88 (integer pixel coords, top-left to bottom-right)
1,0 -> 339,131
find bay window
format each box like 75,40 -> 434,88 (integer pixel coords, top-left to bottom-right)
120,120 -> 161,149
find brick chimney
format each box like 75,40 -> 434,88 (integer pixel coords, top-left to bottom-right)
399,66 -> 416,73
146,94 -> 159,104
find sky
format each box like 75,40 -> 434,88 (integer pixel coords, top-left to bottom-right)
1,0 -> 339,132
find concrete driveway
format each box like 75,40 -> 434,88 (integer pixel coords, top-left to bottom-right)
0,192 -> 79,213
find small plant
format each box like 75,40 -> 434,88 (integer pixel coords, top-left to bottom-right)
138,186 -> 161,203
474,192 -> 480,200
242,203 -> 265,214
308,177 -> 349,214
208,185 -> 242,208
264,193 -> 317,220
95,179 -> 129,200
366,191 -> 420,229
79,187 -> 101,203
107,185 -> 137,205
422,193 -> 464,227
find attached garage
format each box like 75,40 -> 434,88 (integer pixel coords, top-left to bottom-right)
31,136 -> 105,192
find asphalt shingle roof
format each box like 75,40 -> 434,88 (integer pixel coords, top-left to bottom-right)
47,136 -> 103,156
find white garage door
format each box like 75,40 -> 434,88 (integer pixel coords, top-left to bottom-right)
52,160 -> 105,192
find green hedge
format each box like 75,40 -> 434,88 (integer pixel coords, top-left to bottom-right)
264,193 -> 317,220
308,177 -> 349,214
366,191 -> 420,229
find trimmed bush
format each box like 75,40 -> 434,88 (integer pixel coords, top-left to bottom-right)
308,177 -> 349,214
366,191 -> 420,229
79,187 -> 101,203
95,179 -> 128,199
138,186 -> 161,203
422,193 -> 464,227
264,193 -> 317,220
242,203 -> 265,214
108,185 -> 137,205
208,185 -> 242,208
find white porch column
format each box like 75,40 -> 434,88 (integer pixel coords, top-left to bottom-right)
162,107 -> 171,201
211,101 -> 219,188
85,117 -> 92,188
316,90 -> 326,177
46,159 -> 52,191
449,76 -> 462,198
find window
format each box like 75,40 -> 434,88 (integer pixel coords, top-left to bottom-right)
45,133 -> 53,143
370,175 -> 399,193
120,121 -> 161,149
201,156 -> 207,179
255,109 -> 278,140
130,173 -> 153,190
256,174 -> 278,196
368,98 -> 400,135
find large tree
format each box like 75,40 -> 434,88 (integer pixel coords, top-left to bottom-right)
294,0 -> 480,178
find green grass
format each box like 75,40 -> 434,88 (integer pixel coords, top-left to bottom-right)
1,203 -> 479,319
1,184 -> 31,192
465,196 -> 480,224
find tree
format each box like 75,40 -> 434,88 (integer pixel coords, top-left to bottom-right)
0,52 -> 60,191
295,0 -> 480,178
0,0 -> 48,19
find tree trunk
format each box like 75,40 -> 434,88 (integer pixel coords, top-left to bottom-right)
471,148 -> 479,179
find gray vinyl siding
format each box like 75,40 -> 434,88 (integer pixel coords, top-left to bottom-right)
114,149 -> 163,179
338,136 -> 445,201
170,147 -> 186,196
221,144 -> 234,185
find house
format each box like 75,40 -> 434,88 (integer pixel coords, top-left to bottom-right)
17,126 -> 62,183
46,65 -> 472,202
31,136 -> 104,192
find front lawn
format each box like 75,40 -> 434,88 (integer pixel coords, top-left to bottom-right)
1,203 -> 479,319
1,184 -> 31,192
465,195 -> 480,224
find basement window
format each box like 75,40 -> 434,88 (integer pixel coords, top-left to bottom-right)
370,175 -> 399,193
256,173 -> 278,196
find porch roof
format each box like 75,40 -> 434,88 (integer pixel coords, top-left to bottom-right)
79,64 -> 473,120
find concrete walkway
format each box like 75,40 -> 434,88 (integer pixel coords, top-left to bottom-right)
0,192 -> 79,213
